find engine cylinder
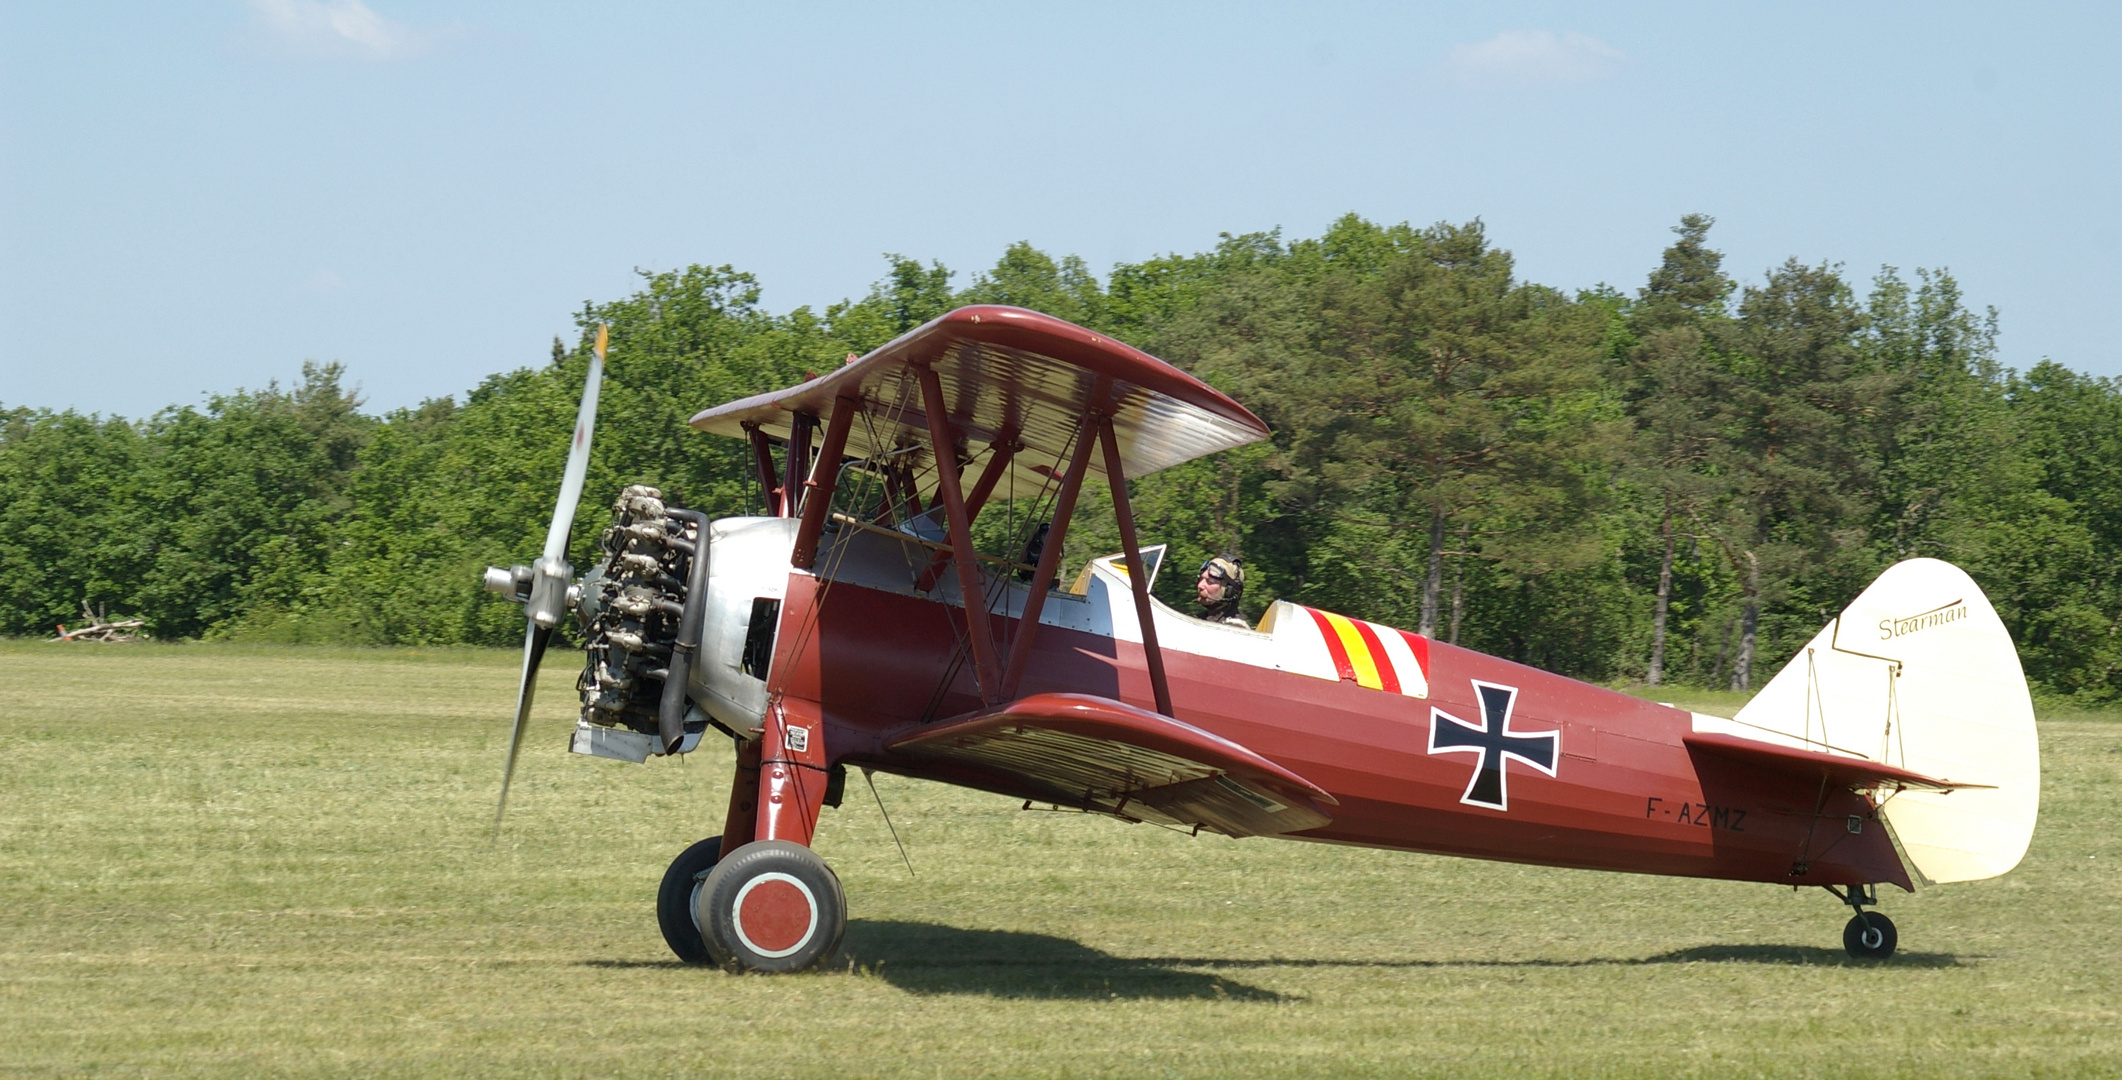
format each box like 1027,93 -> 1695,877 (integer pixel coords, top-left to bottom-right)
576,485 -> 703,745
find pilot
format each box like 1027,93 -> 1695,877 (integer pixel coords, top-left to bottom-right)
1195,555 -> 1247,626
1017,522 -> 1051,584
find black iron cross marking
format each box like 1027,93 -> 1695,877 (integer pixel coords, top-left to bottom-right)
1428,680 -> 1559,811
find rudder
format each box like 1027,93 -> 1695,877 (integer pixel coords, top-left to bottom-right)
1708,558 -> 2039,884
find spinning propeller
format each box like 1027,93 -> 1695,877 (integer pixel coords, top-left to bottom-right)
487,324 -> 607,834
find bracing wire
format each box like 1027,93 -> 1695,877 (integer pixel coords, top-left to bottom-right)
763,375 -> 917,708
920,443 -> 984,720
983,433 -> 1069,659
917,427 -> 1074,720
864,767 -> 915,878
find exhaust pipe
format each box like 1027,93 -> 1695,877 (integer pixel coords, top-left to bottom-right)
657,509 -> 712,754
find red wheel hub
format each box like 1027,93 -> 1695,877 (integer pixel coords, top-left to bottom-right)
731,873 -> 818,957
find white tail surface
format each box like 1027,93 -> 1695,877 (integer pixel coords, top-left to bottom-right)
1695,558 -> 2039,884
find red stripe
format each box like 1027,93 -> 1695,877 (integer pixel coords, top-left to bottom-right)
1350,619 -> 1401,694
1305,607 -> 1357,682
1397,629 -> 1431,683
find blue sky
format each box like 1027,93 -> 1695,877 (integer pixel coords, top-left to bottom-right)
4,2 -> 2118,418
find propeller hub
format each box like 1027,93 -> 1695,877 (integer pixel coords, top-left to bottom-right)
527,554 -> 575,629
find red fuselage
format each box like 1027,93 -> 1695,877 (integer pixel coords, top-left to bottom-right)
769,571 -> 1910,891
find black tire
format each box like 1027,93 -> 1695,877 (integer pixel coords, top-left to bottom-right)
695,840 -> 846,973
656,836 -> 723,964
1843,911 -> 1898,959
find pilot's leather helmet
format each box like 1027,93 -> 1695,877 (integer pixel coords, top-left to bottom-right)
1200,555 -> 1244,597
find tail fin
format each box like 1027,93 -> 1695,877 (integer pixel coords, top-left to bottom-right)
1702,558 -> 2040,884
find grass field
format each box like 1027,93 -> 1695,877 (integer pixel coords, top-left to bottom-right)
2,641 -> 2117,1078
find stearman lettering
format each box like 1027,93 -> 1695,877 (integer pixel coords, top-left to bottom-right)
1877,599 -> 1968,640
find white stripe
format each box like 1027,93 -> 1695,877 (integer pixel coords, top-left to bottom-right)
1369,621 -> 1429,699
1270,601 -> 1340,682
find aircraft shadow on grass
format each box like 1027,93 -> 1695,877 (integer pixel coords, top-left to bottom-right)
579,921 -> 1286,999
1634,943 -> 1968,968
836,920 -> 1286,1000
584,926 -> 1963,993
1137,944 -> 1968,971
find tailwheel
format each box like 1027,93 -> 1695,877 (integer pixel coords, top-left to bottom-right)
1828,884 -> 1897,960
656,836 -> 724,964
695,840 -> 846,972
1843,911 -> 1898,960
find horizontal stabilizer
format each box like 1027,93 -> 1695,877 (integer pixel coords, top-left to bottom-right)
886,693 -> 1335,837
1682,732 -> 1987,794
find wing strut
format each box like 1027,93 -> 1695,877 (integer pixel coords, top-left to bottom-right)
1098,415 -> 1173,716
963,435 -> 1019,519
1001,388 -> 1105,700
918,363 -> 1003,703
791,395 -> 859,570
783,413 -> 817,518
743,421 -> 782,516
917,433 -> 1019,592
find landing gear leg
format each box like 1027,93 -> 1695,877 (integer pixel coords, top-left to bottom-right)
1827,884 -> 1897,960
690,703 -> 845,972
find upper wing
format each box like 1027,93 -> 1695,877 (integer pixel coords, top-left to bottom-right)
688,305 -> 1268,492
1681,732 -> 1989,793
884,692 -> 1336,837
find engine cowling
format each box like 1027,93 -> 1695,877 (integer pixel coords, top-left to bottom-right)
690,516 -> 797,734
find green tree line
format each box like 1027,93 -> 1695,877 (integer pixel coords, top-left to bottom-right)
4,215 -> 2118,699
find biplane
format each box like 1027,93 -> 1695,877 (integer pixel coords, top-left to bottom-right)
486,307 -> 2040,972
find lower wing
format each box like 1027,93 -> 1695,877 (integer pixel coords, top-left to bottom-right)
884,693 -> 1335,837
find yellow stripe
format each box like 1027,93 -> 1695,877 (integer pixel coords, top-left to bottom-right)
1320,611 -> 1384,690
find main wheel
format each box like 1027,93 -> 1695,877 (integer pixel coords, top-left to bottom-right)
695,840 -> 846,973
656,836 -> 723,964
1843,911 -> 1898,959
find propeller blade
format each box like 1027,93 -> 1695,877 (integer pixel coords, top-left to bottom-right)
496,325 -> 606,835
543,324 -> 607,564
495,622 -> 554,836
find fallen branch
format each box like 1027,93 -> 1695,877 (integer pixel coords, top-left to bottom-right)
51,601 -> 148,643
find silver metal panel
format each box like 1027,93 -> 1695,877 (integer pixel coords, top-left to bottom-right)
570,720 -> 653,764
692,516 -> 797,733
